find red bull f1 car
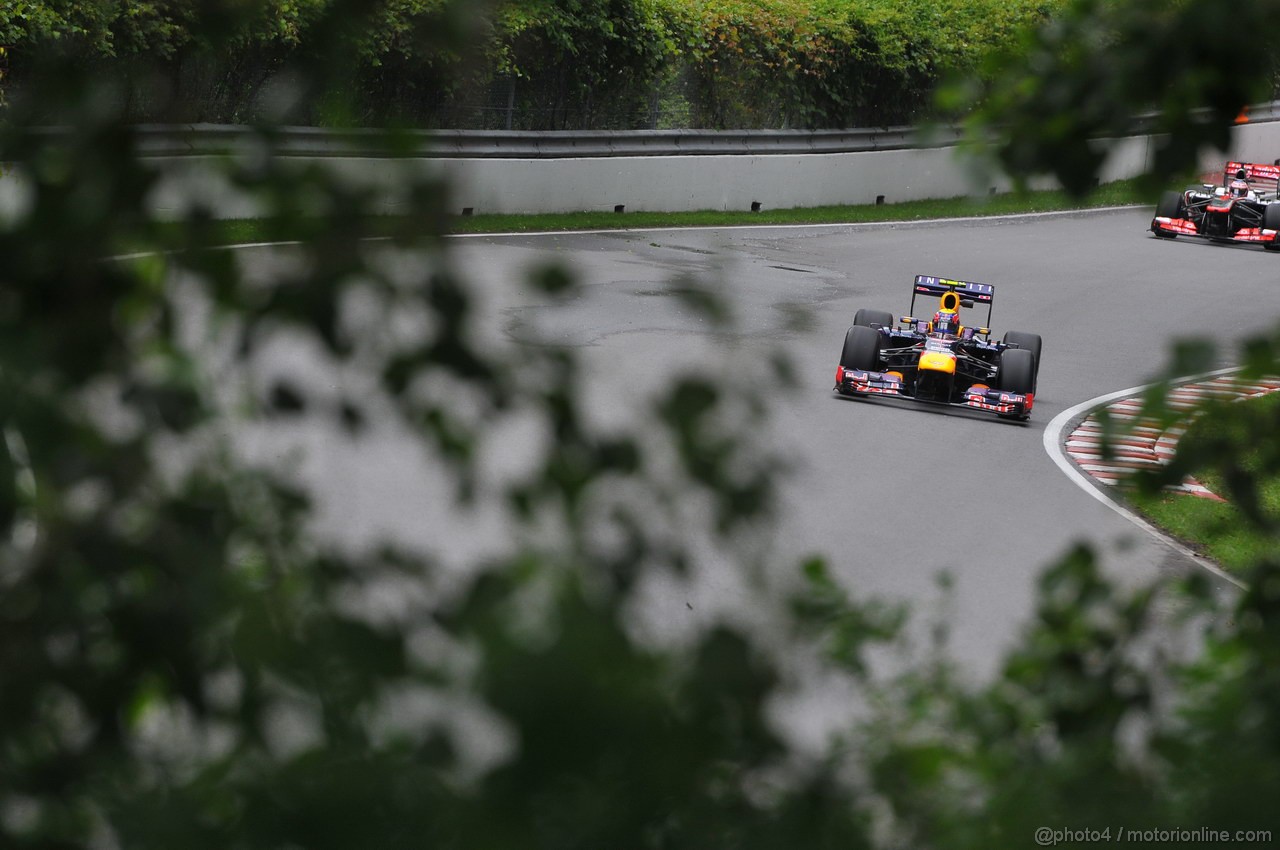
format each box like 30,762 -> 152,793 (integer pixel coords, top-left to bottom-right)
833,275 -> 1042,421
1150,160 -> 1280,249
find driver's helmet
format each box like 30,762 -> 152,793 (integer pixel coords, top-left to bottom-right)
1230,175 -> 1251,197
932,309 -> 960,337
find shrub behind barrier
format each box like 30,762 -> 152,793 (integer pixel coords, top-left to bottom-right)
0,0 -> 1065,129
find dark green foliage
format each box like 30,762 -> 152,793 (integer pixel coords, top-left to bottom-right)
495,0 -> 675,128
867,546 -> 1164,848
0,0 -> 1063,129
0,11 -> 883,846
7,2 -> 1280,848
951,0 -> 1280,195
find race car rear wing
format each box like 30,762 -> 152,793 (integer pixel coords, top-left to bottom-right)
910,275 -> 995,327
1224,161 -> 1280,196
912,275 -> 995,301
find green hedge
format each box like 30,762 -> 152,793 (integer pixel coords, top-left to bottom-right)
0,0 -> 1065,128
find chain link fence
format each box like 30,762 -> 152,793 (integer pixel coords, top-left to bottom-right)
0,52 -> 917,131
370,66 -> 878,132
386,73 -> 710,132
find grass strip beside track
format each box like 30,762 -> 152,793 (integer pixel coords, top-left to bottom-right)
1129,392 -> 1280,575
444,180 -> 1149,234
170,180 -> 1154,246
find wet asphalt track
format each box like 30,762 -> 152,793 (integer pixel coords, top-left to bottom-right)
234,206 -> 1280,675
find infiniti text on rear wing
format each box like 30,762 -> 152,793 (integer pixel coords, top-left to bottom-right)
913,275 -> 995,302
911,274 -> 996,326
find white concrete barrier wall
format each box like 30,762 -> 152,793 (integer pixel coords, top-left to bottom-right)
436,147 -> 1037,215
6,121 -> 1280,221
140,146 -> 1057,219
138,149 -> 987,218
1209,120 -> 1280,174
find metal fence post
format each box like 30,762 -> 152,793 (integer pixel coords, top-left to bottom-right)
505,77 -> 515,131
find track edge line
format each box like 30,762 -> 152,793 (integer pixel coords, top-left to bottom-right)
1043,368 -> 1248,591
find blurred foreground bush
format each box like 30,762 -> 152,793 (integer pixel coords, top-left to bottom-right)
3,3 -> 1280,848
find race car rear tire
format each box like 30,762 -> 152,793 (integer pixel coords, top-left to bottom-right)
1002,331 -> 1042,382
840,325 -> 881,371
998,348 -> 1035,396
852,308 -> 895,329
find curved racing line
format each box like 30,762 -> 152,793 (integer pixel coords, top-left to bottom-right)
1042,371 -> 1246,591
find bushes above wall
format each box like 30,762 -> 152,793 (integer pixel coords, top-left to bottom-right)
0,0 -> 1064,128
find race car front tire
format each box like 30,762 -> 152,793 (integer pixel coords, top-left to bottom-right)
998,348 -> 1035,396
852,308 -> 895,329
840,325 -> 881,372
1156,190 -> 1185,218
1002,331 -> 1042,383
1265,204 -> 1280,250
1154,191 -> 1185,238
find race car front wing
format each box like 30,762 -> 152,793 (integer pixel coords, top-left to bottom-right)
835,366 -> 1033,418
1151,216 -> 1280,245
